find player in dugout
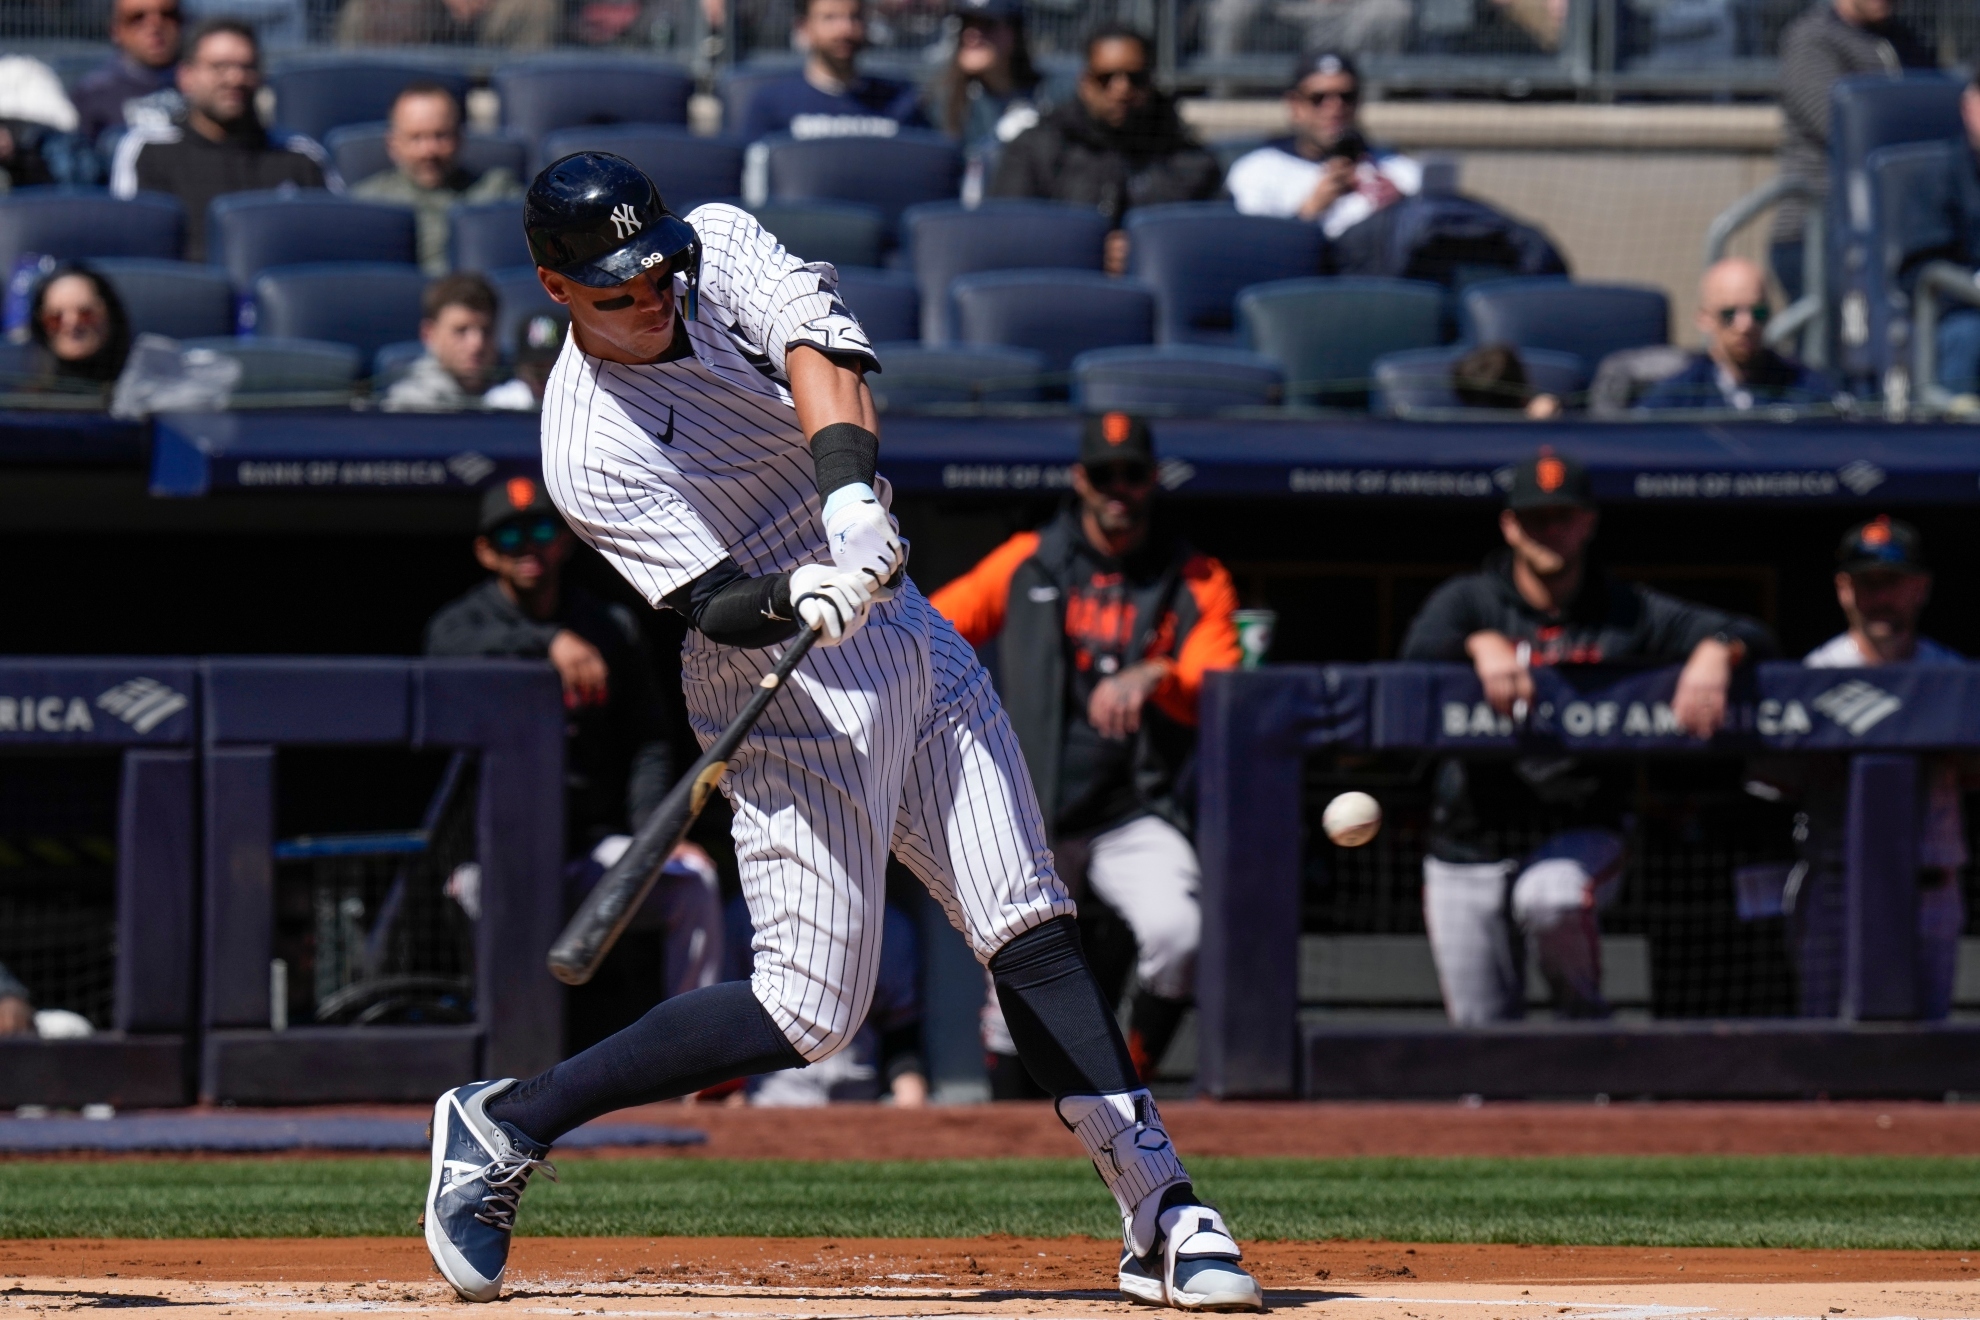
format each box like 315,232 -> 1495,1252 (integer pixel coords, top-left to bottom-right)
931,413 -> 1241,1087
1398,449 -> 1775,1024
424,478 -> 722,1002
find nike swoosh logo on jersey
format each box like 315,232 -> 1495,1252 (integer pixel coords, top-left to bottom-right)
656,405 -> 674,446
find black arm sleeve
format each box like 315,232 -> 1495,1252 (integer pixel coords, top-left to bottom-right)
810,421 -> 879,499
662,557 -> 799,648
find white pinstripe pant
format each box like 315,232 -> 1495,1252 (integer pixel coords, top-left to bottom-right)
681,582 -> 1076,1062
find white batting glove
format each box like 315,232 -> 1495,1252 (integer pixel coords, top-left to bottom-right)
788,563 -> 875,646
821,485 -> 903,594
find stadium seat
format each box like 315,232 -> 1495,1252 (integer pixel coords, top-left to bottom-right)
1859,139 -> 1965,391
1370,344 -> 1587,416
834,267 -> 918,345
951,270 -> 1155,376
762,132 -> 963,240
904,200 -> 1109,343
1072,344 -> 1286,413
489,267 -> 560,358
182,335 -> 362,394
748,201 -> 886,270
209,192 -> 418,289
1237,276 -> 1445,406
92,258 -> 235,340
1125,203 -> 1325,346
325,123 -> 528,191
268,61 -> 470,143
718,61 -> 800,137
866,343 -> 1047,409
0,191 -> 184,282
251,263 -> 427,363
449,201 -> 530,274
1460,279 -> 1668,367
539,126 -> 743,211
372,339 -> 427,388
493,58 -> 694,168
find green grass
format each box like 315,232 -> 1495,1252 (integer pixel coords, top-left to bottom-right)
2,1156 -> 1978,1248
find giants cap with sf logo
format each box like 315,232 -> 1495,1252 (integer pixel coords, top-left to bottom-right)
525,151 -> 701,316
1505,447 -> 1594,511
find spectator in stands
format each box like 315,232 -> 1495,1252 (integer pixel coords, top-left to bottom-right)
1226,51 -> 1420,240
425,478 -> 721,996
109,19 -> 332,262
929,0 -> 1043,198
990,26 -> 1222,275
1778,518 -> 1967,1019
1399,449 -> 1774,1025
736,0 -> 925,143
930,412 -> 1241,1090
334,0 -> 558,49
1770,0 -> 1932,303
483,310 -> 568,410
72,0 -> 184,143
384,273 -> 507,411
0,959 -> 30,1036
23,263 -> 134,397
0,55 -> 97,188
1452,343 -> 1562,418
350,83 -> 523,276
1638,258 -> 1836,411
1916,72 -> 1980,401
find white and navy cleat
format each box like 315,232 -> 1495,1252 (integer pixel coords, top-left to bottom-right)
423,1078 -> 556,1302
1118,1204 -> 1265,1311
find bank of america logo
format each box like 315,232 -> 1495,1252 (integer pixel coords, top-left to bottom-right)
1812,679 -> 1901,736
96,677 -> 188,734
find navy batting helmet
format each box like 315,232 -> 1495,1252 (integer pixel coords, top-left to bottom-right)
525,151 -> 700,318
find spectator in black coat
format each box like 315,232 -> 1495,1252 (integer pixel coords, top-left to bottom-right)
71,0 -> 183,144
990,25 -> 1222,275
1638,258 -> 1836,412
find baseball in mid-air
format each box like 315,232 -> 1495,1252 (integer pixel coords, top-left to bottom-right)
1322,791 -> 1383,847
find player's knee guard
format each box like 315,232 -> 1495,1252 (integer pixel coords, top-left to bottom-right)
1058,1089 -> 1192,1257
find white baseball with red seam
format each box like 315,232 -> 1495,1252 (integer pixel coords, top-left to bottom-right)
1322,791 -> 1382,847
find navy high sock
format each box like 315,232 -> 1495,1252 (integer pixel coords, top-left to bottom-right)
487,980 -> 803,1146
989,915 -> 1139,1097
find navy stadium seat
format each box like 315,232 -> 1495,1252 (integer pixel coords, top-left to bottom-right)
182,336 -> 362,394
1126,203 -> 1325,346
834,267 -> 918,345
268,61 -> 470,143
210,192 -> 418,289
904,200 -> 1108,344
325,123 -> 528,190
866,343 -> 1046,409
951,270 -> 1154,376
92,257 -> 235,340
494,58 -> 694,167
1460,279 -> 1668,368
0,191 -> 184,281
763,132 -> 963,240
1072,344 -> 1285,413
450,201 -> 529,273
1858,139 -> 1965,387
719,61 -> 800,137
748,201 -> 886,270
539,126 -> 742,211
251,262 -> 427,362
1237,276 -> 1445,406
1371,344 -> 1587,416
489,266 -> 560,359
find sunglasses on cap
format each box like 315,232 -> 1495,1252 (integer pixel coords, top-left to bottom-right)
1713,302 -> 1770,326
487,516 -> 562,554
1087,460 -> 1155,491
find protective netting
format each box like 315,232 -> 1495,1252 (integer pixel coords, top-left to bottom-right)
0,754 -> 120,1030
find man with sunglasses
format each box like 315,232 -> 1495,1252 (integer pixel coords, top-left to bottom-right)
1638,257 -> 1836,412
419,154 -> 1262,1312
1227,51 -> 1419,240
990,26 -> 1222,274
931,413 -> 1241,1090
72,0 -> 184,144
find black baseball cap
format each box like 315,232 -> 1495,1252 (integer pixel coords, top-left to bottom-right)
515,310 -> 569,367
1837,515 -> 1927,574
479,475 -> 559,533
525,152 -> 701,316
1505,448 -> 1594,511
1290,49 -> 1359,89
1078,411 -> 1155,468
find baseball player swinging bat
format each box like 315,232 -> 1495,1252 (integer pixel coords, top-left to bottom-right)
547,621 -> 821,985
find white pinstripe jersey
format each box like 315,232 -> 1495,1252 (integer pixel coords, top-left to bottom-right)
539,202 -> 889,609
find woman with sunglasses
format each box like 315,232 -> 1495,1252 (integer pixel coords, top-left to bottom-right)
16,263 -> 133,398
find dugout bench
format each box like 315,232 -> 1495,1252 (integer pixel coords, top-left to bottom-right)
1197,661 -> 1980,1100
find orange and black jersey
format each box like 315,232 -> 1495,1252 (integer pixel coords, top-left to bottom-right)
931,511 -> 1239,836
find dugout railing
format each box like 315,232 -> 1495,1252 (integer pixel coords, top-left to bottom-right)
1197,661 -> 1980,1100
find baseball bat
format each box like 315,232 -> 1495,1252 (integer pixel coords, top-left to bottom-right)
547,622 -> 821,985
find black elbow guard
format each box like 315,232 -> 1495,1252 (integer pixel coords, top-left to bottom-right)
810,421 -> 879,499
664,558 -> 798,648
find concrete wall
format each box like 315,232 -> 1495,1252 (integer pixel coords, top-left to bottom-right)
1181,100 -> 1785,342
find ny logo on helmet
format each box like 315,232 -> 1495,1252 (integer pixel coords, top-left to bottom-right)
609,203 -> 640,240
